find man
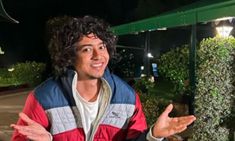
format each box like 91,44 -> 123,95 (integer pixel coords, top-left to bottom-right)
11,16 -> 196,141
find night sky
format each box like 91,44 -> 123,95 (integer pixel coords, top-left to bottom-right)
0,0 -> 199,67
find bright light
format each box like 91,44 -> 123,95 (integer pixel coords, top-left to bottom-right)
141,66 -> 144,70
0,47 -> 4,55
216,25 -> 233,37
148,76 -> 155,83
140,74 -> 146,77
8,68 -> 14,72
157,27 -> 167,31
215,17 -> 234,22
147,53 -> 153,58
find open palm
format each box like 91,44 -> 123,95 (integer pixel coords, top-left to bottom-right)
11,112 -> 51,141
152,104 -> 196,138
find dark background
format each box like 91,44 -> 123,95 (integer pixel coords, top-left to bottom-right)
0,0 -> 199,67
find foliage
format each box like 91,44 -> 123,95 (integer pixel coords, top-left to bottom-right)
157,36 -> 235,140
110,49 -> 137,78
190,36 -> 235,141
139,93 -> 171,126
134,76 -> 171,126
0,61 -> 46,87
133,76 -> 155,94
158,45 -> 190,94
0,68 -> 12,86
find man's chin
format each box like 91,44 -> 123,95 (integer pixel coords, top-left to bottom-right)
89,72 -> 104,79
88,76 -> 102,80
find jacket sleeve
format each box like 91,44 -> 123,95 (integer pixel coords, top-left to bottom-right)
125,93 -> 148,140
11,91 -> 50,141
126,93 -> 167,141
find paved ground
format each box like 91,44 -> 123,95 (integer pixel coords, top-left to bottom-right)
0,91 -> 29,141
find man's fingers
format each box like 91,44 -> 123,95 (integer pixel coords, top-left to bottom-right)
19,112 -> 35,125
11,123 -> 50,141
178,115 -> 196,121
171,115 -> 196,127
10,124 -> 16,128
178,115 -> 196,125
11,124 -> 31,132
11,124 -> 45,134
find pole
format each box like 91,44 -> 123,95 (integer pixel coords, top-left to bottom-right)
189,24 -> 196,115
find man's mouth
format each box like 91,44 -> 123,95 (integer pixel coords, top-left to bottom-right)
91,63 -> 103,68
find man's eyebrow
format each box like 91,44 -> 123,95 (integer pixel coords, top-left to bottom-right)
78,42 -> 104,48
78,44 -> 93,48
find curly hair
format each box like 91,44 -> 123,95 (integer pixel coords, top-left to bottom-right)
47,15 -> 117,76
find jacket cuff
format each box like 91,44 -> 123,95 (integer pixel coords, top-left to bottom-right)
47,132 -> 53,141
146,125 -> 164,141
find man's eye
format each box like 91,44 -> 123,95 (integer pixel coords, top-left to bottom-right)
82,48 -> 92,52
99,45 -> 106,50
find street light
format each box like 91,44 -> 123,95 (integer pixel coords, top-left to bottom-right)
147,53 -> 153,58
215,18 -> 234,37
216,25 -> 233,37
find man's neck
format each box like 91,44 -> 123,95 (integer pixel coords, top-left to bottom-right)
76,79 -> 101,102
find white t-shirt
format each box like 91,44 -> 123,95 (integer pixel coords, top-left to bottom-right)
72,73 -> 101,137
74,88 -> 101,135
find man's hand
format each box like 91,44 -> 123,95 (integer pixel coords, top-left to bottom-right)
11,112 -> 52,141
152,104 -> 196,138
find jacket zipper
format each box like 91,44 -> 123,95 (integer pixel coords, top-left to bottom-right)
88,79 -> 112,141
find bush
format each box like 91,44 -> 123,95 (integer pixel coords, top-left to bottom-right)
133,76 -> 155,94
158,36 -> 235,140
190,36 -> 235,141
158,45 -> 190,94
0,61 -> 46,87
139,93 -> 171,126
0,68 -> 13,86
133,76 -> 171,126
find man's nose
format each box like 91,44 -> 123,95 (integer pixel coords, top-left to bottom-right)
92,49 -> 101,59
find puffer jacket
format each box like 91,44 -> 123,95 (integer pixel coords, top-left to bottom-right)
11,69 -> 148,141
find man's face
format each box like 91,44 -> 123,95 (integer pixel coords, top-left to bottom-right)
75,33 -> 109,80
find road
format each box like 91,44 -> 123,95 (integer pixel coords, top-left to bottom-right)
0,91 -> 29,141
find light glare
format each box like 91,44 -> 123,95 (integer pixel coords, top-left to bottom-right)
216,25 -> 233,37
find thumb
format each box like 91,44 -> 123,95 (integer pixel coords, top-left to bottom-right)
160,104 -> 173,117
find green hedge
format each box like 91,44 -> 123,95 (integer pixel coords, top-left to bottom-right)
190,36 -> 235,141
139,93 -> 171,126
0,68 -> 12,87
133,76 -> 155,94
158,45 -> 190,94
158,36 -> 235,140
0,61 -> 46,87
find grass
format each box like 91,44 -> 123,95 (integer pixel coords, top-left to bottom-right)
0,83 -> 13,87
148,77 -> 180,101
0,77 -> 22,87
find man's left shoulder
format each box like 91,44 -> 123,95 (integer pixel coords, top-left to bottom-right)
106,74 -> 137,105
